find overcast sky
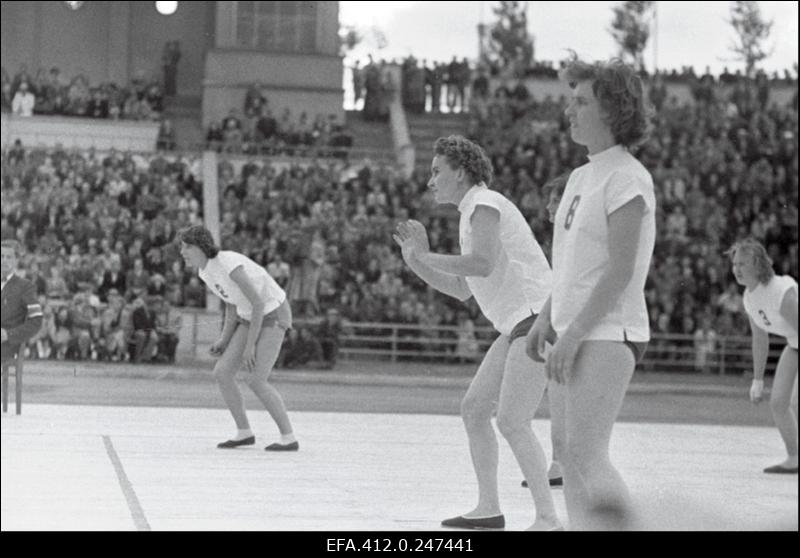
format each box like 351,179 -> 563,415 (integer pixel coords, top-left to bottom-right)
340,1 -> 799,75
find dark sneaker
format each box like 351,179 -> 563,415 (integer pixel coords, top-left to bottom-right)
217,436 -> 255,449
441,514 -> 504,530
763,464 -> 798,474
264,441 -> 299,451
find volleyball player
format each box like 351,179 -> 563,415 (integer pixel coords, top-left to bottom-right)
526,55 -> 655,530
728,238 -> 798,474
178,226 -> 298,451
522,171 -> 570,490
394,135 -> 561,531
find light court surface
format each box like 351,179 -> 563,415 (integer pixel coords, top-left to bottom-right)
1,404 -> 797,531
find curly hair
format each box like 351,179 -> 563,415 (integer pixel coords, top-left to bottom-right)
433,135 -> 494,187
178,225 -> 220,259
560,54 -> 652,148
725,238 -> 775,285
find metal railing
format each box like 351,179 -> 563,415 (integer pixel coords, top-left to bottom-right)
29,300 -> 789,375
291,320 -> 787,376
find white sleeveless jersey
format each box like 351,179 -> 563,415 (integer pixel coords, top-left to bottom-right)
743,275 -> 798,349
458,184 -> 552,336
551,145 -> 656,342
198,251 -> 285,321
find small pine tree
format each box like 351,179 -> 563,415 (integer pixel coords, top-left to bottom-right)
608,1 -> 655,72
728,0 -> 773,80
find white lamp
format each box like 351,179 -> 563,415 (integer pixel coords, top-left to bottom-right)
155,1 -> 178,16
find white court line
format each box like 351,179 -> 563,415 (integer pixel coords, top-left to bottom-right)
102,435 -> 151,531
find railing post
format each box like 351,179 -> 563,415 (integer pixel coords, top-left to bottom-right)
192,310 -> 198,359
391,325 -> 397,363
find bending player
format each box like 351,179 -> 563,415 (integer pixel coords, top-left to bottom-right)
179,226 -> 299,451
394,135 -> 561,531
526,55 -> 655,530
729,238 -> 798,474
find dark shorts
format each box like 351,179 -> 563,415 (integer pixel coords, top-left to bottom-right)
509,313 -> 538,342
623,332 -> 648,364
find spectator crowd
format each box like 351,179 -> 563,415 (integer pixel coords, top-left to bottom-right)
3,64 -> 166,121
1,144 -> 203,363
2,60 -> 797,371
205,82 -> 353,157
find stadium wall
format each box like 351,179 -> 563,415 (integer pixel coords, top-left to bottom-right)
1,1 -> 215,96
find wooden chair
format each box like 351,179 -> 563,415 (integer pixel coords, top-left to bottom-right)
2,348 -> 24,415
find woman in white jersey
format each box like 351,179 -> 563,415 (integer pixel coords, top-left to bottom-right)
728,238 -> 798,474
394,135 -> 561,531
526,56 -> 655,530
178,226 -> 298,451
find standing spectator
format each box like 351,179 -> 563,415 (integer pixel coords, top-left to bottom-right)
352,61 -> 364,110
472,66 -> 489,102
317,308 -> 343,369
446,56 -> 460,112
1,240 -> 43,365
431,62 -> 446,113
362,55 -> 381,121
157,119 -> 177,151
12,82 -> 35,117
244,82 -> 267,118
162,40 -> 181,97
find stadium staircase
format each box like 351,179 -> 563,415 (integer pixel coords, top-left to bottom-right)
344,110 -> 396,165
406,112 -> 470,173
163,94 -> 204,151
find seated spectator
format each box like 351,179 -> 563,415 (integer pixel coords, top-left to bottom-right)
66,292 -> 97,360
29,297 -> 56,359
154,297 -> 180,363
183,276 -> 206,308
130,295 -> 159,363
126,257 -> 150,298
279,326 -> 323,369
100,289 -> 130,362
317,308 -> 343,369
266,253 -> 291,289
12,81 -> 35,116
98,258 -> 127,303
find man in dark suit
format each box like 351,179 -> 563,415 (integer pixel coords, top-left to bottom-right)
1,240 -> 43,364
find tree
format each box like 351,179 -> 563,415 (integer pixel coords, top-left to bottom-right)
608,1 -> 655,72
728,1 -> 773,80
483,1 -> 534,77
339,25 -> 362,56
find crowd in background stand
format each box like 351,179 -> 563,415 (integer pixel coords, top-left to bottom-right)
352,54 -> 797,118
2,59 -> 797,371
205,83 -> 354,156
1,144 -> 202,363
2,64 -> 166,121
